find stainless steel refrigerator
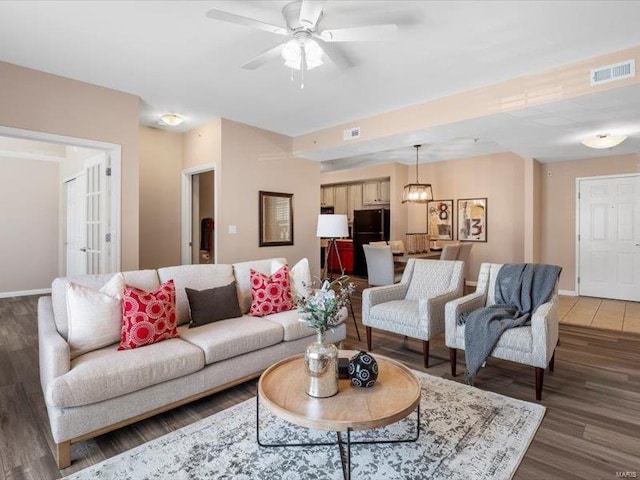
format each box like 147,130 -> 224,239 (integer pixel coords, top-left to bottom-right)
353,208 -> 391,277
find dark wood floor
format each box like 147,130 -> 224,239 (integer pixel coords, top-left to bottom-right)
1,284 -> 639,480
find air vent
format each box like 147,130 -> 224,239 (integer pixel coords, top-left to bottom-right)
343,127 -> 361,141
591,59 -> 635,86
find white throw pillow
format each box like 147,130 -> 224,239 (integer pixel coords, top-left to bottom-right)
66,273 -> 125,359
271,258 -> 312,301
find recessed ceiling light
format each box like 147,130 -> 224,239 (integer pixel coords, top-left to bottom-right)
581,133 -> 627,149
158,113 -> 185,127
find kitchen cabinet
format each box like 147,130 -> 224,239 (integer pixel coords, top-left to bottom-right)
379,179 -> 391,203
321,186 -> 334,207
348,183 -> 363,223
333,185 -> 348,216
363,179 -> 390,205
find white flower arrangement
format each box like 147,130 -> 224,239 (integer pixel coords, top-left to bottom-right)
297,275 -> 355,335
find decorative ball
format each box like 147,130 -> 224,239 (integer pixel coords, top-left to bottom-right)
348,351 -> 378,388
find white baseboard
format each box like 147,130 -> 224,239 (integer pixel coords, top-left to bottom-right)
559,289 -> 577,296
0,288 -> 51,299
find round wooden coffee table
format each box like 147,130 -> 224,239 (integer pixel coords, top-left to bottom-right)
257,351 -> 421,480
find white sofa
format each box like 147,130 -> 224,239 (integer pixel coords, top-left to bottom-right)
38,258 -> 346,468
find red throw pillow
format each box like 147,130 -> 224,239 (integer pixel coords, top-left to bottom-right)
250,265 -> 294,317
118,280 -> 178,350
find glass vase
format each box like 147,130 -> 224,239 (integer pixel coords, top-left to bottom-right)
304,331 -> 338,398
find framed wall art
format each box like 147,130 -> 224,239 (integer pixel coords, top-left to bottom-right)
259,191 -> 294,247
427,199 -> 454,241
457,198 -> 487,242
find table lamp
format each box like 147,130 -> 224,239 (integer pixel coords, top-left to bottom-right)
317,214 -> 349,280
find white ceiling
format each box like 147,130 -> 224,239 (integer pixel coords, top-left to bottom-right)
1,0 -> 640,142
318,82 -> 640,169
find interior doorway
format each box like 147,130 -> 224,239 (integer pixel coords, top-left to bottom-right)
577,174 -> 640,301
182,164 -> 216,265
0,125 -> 121,296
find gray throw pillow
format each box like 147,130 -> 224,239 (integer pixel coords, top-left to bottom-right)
186,282 -> 242,328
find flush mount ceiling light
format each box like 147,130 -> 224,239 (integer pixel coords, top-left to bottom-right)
158,113 -> 185,127
402,145 -> 433,204
581,133 -> 627,149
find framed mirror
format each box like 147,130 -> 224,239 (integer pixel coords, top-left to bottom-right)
259,191 -> 294,247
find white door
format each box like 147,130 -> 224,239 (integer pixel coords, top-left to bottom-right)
84,153 -> 110,274
66,152 -> 111,276
65,176 -> 87,276
578,175 -> 640,301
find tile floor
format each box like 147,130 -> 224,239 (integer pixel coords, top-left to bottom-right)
559,295 -> 640,333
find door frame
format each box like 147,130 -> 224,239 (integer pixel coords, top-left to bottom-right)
575,172 -> 640,296
181,163 -> 217,265
0,124 -> 122,274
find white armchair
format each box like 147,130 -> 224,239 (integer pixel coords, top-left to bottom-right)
362,259 -> 464,367
445,263 -> 560,400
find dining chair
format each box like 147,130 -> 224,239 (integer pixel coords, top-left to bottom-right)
369,241 -> 388,247
363,245 -> 402,286
456,243 -> 473,288
440,243 -> 460,260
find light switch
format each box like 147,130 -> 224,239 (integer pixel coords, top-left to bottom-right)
228,225 -> 237,234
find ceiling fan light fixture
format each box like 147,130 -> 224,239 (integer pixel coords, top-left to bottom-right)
281,37 -> 323,70
402,145 -> 433,204
158,113 -> 184,127
581,133 -> 627,149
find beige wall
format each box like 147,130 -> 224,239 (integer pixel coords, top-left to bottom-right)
0,157 -> 59,293
321,162 -> 407,242
407,152 -> 526,281
183,119 -> 222,170
0,61 -> 140,270
218,119 -> 322,275
138,126 -> 183,269
540,154 -> 640,292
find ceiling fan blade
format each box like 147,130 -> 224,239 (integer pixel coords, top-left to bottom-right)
299,0 -> 325,29
316,40 -> 352,72
240,43 -> 285,70
206,9 -> 288,36
319,24 -> 398,42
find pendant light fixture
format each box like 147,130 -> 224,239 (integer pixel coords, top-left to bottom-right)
402,145 -> 433,204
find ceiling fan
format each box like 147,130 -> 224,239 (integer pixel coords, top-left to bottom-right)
206,0 -> 398,87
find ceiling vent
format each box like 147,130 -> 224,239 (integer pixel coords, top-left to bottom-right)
343,127 -> 361,141
590,59 -> 635,86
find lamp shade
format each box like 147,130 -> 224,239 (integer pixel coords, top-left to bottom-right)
317,214 -> 349,238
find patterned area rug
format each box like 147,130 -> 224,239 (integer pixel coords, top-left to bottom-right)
65,371 -> 544,480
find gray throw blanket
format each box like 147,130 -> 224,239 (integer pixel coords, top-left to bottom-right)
459,263 -> 562,383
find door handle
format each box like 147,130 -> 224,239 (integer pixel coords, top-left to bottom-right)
635,243 -> 640,247
80,247 -> 87,252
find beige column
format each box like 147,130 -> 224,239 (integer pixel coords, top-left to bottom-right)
523,158 -> 542,263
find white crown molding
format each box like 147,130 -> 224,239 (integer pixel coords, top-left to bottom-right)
0,150 -> 65,163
